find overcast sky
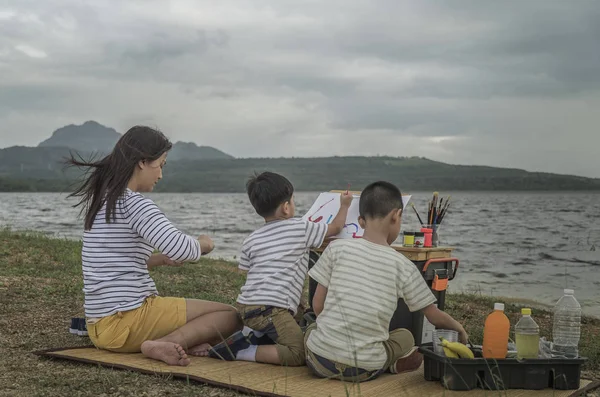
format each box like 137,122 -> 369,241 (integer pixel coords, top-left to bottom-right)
1,1 -> 599,177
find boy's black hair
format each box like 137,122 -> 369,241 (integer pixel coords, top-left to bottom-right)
246,171 -> 294,217
359,181 -> 403,219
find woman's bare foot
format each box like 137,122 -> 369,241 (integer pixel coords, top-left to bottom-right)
188,343 -> 212,357
141,340 -> 191,366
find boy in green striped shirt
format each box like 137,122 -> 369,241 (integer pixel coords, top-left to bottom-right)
305,181 -> 467,382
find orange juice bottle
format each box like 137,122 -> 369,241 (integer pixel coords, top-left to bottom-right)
482,303 -> 510,359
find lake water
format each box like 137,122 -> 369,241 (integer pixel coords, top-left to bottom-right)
1,191 -> 599,318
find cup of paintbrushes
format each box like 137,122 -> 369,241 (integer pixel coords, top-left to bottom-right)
422,224 -> 440,247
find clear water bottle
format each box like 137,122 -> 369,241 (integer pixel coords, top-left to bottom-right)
551,289 -> 581,358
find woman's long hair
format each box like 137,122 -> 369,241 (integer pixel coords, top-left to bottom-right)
66,125 -> 172,230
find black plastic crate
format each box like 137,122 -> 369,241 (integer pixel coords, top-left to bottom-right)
419,344 -> 586,391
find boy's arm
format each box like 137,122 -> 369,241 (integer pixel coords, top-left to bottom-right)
325,192 -> 354,237
308,246 -> 335,314
397,257 -> 469,341
238,245 -> 251,272
312,284 -> 328,316
422,304 -> 469,344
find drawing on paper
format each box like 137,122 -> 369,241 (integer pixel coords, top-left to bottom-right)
307,198 -> 336,222
343,223 -> 361,238
302,192 -> 412,240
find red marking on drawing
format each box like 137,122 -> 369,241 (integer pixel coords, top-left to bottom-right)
307,198 -> 335,222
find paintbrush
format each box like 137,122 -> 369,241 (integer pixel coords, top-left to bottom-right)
431,192 -> 438,225
427,200 -> 432,225
411,203 -> 425,226
438,201 -> 451,224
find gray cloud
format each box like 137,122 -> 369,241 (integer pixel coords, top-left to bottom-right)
0,0 -> 599,177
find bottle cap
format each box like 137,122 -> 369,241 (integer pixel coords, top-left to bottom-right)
564,289 -> 574,295
521,308 -> 531,315
415,232 -> 425,237
494,303 -> 505,311
403,231 -> 415,235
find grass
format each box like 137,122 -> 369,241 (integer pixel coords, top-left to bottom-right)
1,228 -> 599,396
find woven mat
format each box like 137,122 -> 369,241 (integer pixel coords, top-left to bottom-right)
35,347 -> 597,397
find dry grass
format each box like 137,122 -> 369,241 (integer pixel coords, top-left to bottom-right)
0,228 -> 598,396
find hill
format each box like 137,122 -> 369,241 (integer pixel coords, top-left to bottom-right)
152,156 -> 600,192
169,141 -> 233,161
1,121 -> 600,192
1,155 -> 600,192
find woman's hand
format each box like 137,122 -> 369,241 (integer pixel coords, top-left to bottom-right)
147,253 -> 183,269
199,235 -> 215,255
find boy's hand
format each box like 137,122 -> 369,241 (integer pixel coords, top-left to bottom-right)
325,192 -> 354,238
422,304 -> 469,344
340,191 -> 353,208
199,235 -> 215,255
458,327 -> 469,345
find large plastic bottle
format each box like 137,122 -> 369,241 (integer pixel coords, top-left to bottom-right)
482,302 -> 510,359
515,308 -> 540,359
552,289 -> 581,358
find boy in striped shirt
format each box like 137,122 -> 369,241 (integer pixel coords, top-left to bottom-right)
205,172 -> 353,366
305,181 -> 468,381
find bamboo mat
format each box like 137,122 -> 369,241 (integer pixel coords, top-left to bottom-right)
35,347 -> 596,397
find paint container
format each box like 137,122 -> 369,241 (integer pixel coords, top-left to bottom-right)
403,231 -> 415,247
421,228 -> 433,247
414,231 -> 425,248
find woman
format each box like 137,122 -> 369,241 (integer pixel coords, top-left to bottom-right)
67,125 -> 242,366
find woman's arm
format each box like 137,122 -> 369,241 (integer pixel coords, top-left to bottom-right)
146,253 -> 183,269
126,194 -> 204,262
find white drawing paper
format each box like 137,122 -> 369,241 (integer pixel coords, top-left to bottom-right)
302,192 -> 412,239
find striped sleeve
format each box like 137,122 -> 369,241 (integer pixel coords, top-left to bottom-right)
399,258 -> 437,312
239,244 -> 251,271
308,245 -> 335,288
304,220 -> 328,249
124,194 -> 202,262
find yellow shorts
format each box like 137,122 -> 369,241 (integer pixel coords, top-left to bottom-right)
87,296 -> 187,353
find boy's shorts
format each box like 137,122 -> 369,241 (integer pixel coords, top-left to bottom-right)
236,303 -> 305,366
87,296 -> 187,353
304,324 -> 415,382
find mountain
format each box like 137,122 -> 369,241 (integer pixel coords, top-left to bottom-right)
169,141 -> 233,161
36,120 -> 233,160
38,121 -> 120,154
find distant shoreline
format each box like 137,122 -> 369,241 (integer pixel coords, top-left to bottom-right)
2,185 -> 600,194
